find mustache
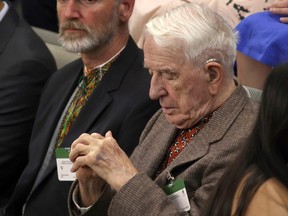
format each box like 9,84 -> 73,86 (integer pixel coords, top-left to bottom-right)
60,20 -> 89,32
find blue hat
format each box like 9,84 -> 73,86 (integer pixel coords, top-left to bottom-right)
235,11 -> 288,67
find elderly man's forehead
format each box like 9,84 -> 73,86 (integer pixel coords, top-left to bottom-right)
144,55 -> 187,72
144,36 -> 185,56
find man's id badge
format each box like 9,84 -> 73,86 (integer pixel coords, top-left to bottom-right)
163,178 -> 191,212
55,148 -> 76,181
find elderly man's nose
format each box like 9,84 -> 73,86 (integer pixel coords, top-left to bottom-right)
149,75 -> 166,100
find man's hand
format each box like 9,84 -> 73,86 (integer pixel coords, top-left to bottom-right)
70,131 -> 138,192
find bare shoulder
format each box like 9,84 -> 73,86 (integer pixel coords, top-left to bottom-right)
246,178 -> 288,216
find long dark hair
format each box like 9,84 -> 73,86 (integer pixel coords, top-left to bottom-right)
202,63 -> 288,216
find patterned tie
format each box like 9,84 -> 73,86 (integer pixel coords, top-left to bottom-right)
156,112 -> 214,176
55,60 -> 115,149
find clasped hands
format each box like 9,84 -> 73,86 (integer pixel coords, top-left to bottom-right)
69,131 -> 138,206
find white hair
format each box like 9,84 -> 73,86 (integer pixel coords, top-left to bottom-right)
144,3 -> 239,72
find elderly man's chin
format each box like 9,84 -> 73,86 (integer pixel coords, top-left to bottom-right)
164,114 -> 192,129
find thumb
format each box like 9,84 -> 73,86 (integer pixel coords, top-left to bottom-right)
105,130 -> 113,138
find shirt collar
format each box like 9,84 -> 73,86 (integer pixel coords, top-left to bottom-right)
83,45 -> 126,76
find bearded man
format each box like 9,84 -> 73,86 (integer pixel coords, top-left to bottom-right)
1,0 -> 159,215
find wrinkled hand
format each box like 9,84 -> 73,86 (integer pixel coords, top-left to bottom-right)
70,131 -> 138,192
266,0 -> 288,23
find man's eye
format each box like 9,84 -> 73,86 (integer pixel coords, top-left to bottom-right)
81,0 -> 96,4
163,72 -> 178,80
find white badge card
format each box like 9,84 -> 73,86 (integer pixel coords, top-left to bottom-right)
163,178 -> 191,212
55,148 -> 76,181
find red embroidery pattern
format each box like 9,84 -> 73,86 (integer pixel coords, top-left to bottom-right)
156,112 -> 214,176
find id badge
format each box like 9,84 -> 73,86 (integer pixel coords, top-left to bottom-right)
55,148 -> 76,181
163,178 -> 191,212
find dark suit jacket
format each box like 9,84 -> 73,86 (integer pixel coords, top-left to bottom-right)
2,37 -> 160,216
69,85 -> 259,216
0,1 -> 56,208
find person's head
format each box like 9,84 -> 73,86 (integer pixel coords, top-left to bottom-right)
57,0 -> 134,53
143,3 -> 238,129
256,62 -> 288,165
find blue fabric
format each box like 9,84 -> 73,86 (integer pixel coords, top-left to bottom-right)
235,11 -> 288,67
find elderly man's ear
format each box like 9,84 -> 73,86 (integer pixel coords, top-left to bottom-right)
204,62 -> 223,95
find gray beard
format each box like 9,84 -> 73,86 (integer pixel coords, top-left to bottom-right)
58,31 -> 113,53
58,9 -> 119,53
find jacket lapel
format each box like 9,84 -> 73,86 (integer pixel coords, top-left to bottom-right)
130,111 -> 178,178
142,125 -> 177,178
61,37 -> 139,148
33,60 -> 83,152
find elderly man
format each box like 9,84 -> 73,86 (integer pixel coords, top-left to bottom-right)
68,3 -> 259,216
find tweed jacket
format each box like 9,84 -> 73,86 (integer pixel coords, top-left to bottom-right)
69,84 -> 259,216
2,37 -> 160,216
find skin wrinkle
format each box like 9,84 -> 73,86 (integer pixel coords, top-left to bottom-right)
144,36 -> 214,129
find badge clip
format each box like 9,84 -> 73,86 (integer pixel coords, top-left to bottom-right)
163,172 -> 191,212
